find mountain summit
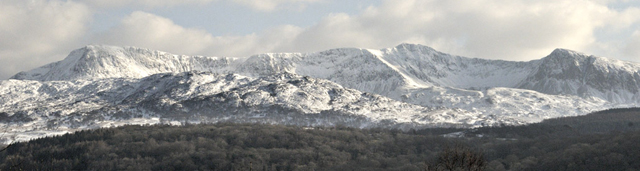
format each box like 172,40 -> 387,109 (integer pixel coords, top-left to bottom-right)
2,43 -> 640,142
11,45 -> 239,81
518,48 -> 640,102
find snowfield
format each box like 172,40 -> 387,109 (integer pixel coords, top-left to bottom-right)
2,43 -> 639,142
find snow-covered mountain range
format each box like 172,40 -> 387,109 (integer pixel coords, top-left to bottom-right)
2,43 -> 639,142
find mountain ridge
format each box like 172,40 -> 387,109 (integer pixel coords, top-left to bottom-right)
11,43 -> 640,105
517,48 -> 640,102
2,43 -> 640,142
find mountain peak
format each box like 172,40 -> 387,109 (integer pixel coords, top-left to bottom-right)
547,48 -> 589,59
82,44 -> 116,51
81,44 -> 155,52
10,45 -> 230,81
550,48 -> 576,54
394,43 -> 437,52
67,45 -> 121,62
75,45 -> 133,57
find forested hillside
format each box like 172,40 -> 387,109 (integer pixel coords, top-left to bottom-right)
1,108 -> 640,170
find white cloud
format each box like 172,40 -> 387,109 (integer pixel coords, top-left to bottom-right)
623,30 -> 640,60
0,0 -> 91,79
82,0 -> 321,11
97,11 -> 303,57
284,0 -> 637,61
97,11 -> 216,55
231,0 -> 322,11
207,25 -> 304,56
81,0 -> 216,9
94,0 -> 640,62
3,0 -> 640,79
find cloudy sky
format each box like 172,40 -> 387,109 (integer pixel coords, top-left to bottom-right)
1,0 -> 640,79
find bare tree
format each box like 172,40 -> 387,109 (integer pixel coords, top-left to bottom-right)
428,145 -> 486,171
0,125 -> 13,152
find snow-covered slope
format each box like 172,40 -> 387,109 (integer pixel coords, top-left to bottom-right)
13,44 -> 540,92
379,44 -> 539,89
3,43 -> 640,142
1,71 -> 490,142
517,48 -> 640,103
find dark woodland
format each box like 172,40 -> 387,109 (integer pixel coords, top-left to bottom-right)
1,108 -> 640,170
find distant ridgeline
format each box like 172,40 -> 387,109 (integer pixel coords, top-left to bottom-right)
540,107 -> 640,133
462,107 -> 640,139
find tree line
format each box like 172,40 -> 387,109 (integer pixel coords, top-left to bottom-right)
0,108 -> 639,170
